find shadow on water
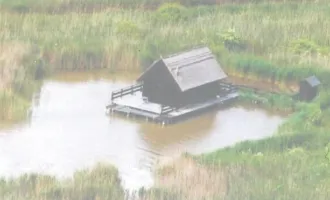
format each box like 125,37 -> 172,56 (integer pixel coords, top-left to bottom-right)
138,113 -> 217,151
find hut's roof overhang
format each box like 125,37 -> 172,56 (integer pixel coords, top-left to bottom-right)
301,75 -> 321,87
137,46 -> 227,92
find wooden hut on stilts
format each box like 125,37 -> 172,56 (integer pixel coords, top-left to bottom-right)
106,46 -> 239,126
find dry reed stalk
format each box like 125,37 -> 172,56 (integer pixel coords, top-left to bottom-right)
0,3 -> 329,72
0,42 -> 31,90
154,156 -> 228,200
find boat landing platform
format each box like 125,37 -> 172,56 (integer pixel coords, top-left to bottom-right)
106,91 -> 239,126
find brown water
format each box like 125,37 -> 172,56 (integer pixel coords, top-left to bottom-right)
0,72 -> 286,191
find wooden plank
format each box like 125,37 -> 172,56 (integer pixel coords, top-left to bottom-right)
112,105 -> 160,119
108,90 -> 239,126
111,83 -> 143,101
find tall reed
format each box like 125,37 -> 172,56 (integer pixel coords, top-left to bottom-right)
0,163 -> 125,200
0,2 -> 329,76
3,0 -> 326,13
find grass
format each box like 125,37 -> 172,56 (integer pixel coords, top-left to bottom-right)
0,2 -> 330,76
0,90 -> 30,123
137,129 -> 330,200
0,42 -> 44,124
0,0 -> 217,13
238,88 -> 296,113
1,0 -> 326,13
0,163 -> 126,200
192,133 -> 330,200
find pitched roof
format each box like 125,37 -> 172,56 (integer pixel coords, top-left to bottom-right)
137,46 -> 227,92
303,76 -> 321,87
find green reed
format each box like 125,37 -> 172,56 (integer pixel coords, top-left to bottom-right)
194,132 -> 330,200
0,2 -> 329,74
2,0 -> 325,13
0,164 -> 125,200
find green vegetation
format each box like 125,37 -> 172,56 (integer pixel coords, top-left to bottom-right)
0,42 -> 44,124
190,91 -> 330,199
0,90 -> 30,123
238,88 -> 296,113
0,164 -> 125,200
1,1 -> 330,199
2,0 -> 325,13
193,132 -> 330,199
0,0 -> 213,13
0,1 -> 329,76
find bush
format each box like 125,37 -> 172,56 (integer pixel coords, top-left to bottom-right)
218,28 -> 248,52
115,20 -> 143,39
289,38 -> 328,55
155,3 -> 188,23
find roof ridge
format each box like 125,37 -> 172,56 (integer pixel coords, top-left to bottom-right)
162,46 -> 209,60
168,55 -> 214,71
164,51 -> 212,67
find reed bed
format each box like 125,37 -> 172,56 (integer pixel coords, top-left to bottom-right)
0,0 -> 217,13
139,129 -> 330,200
2,0 -> 325,13
238,88 -> 296,113
0,41 -> 43,123
0,2 -> 329,78
191,132 -> 330,200
0,164 -> 125,200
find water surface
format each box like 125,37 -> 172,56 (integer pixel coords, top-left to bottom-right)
0,72 -> 285,190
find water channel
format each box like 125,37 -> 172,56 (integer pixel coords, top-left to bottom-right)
0,71 -> 286,191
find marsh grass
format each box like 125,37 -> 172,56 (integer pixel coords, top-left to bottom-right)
238,88 -> 296,113
2,0 -> 325,13
185,120 -> 330,199
146,132 -> 330,200
0,90 -> 30,123
0,163 -> 125,200
0,41 -> 44,123
0,2 -> 330,76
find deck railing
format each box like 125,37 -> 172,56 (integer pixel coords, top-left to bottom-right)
160,105 -> 176,115
111,83 -> 143,102
219,82 -> 238,93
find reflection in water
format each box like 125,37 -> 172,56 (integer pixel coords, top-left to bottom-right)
139,114 -> 216,153
0,72 -> 286,191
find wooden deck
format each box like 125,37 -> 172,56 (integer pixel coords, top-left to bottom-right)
106,89 -> 239,126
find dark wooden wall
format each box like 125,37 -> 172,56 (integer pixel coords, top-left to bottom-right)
179,82 -> 220,106
141,61 -> 222,107
141,61 -> 182,107
299,81 -> 318,102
